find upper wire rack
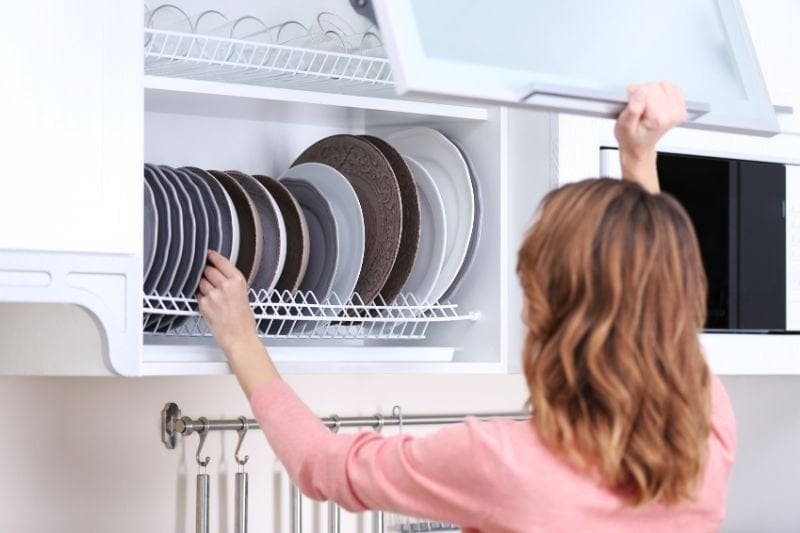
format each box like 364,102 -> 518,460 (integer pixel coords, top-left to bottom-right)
143,290 -> 477,340
144,29 -> 396,96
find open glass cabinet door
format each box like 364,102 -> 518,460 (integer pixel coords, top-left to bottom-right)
370,0 -> 779,136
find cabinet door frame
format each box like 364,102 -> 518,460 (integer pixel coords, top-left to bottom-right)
374,0 -> 779,136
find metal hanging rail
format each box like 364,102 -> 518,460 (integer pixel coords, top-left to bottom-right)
162,402 -> 529,449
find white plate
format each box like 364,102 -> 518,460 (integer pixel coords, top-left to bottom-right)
280,163 -> 365,303
386,128 -> 474,303
400,156 -> 447,305
440,139 -> 482,302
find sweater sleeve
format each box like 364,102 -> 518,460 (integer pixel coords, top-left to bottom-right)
709,374 -> 737,468
250,379 -> 498,528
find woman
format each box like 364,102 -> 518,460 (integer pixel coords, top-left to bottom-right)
198,82 -> 736,532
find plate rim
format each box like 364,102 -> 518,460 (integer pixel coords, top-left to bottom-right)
280,163 -> 365,303
292,134 -> 402,304
385,127 -> 474,302
226,170 -> 287,295
254,174 -> 311,293
280,177 -> 339,303
400,155 -> 448,305
207,169 -> 262,286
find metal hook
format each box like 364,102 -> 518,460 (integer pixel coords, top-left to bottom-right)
196,416 -> 211,468
235,416 -> 250,466
392,405 -> 403,434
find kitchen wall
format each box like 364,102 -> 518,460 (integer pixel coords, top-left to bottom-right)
0,373 -> 798,532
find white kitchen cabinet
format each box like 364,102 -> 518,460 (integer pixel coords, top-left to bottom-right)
0,0 -> 142,375
0,0 -> 796,376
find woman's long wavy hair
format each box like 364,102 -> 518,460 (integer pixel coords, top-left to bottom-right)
517,178 -> 711,507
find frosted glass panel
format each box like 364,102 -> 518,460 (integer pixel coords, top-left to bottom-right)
376,0 -> 778,135
412,0 -> 745,99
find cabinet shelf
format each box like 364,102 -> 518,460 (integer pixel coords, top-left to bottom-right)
144,75 -> 489,122
143,290 -> 477,341
145,29 -> 393,96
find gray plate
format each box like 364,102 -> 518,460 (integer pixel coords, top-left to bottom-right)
158,166 -> 197,298
173,168 -> 210,299
146,164 -> 183,297
254,174 -> 310,293
227,170 -> 287,296
142,177 -> 159,291
144,164 -> 183,332
186,167 -> 239,265
208,170 -> 260,286
281,178 -> 338,303
143,166 -> 172,330
280,163 -> 363,304
292,134 -> 401,305
181,167 -> 224,258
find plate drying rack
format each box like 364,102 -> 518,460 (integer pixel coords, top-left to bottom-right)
144,28 -> 395,96
143,290 -> 478,341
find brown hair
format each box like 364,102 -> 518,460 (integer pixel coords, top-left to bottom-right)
517,178 -> 711,506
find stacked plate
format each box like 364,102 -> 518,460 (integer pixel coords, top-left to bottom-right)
142,127 -> 481,329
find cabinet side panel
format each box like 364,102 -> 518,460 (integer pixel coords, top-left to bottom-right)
507,109 -> 556,374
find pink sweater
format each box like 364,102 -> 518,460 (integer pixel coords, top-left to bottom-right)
251,376 -> 736,533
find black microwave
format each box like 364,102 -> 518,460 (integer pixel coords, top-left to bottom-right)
602,148 -> 798,333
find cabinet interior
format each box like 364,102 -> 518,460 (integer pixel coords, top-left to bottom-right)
142,80 -> 512,372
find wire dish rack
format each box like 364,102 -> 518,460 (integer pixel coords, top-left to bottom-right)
143,290 -> 477,340
144,28 -> 395,96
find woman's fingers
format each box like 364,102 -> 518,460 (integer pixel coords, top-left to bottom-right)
667,83 -> 688,122
203,265 -> 227,288
619,87 -> 647,130
658,81 -> 687,124
197,278 -> 214,297
207,250 -> 243,281
646,83 -> 673,129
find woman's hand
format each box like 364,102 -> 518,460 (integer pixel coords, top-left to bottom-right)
198,250 -> 257,354
614,82 -> 688,193
198,251 -> 280,398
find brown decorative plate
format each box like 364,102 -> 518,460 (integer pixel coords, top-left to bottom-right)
207,170 -> 262,287
360,135 -> 420,304
254,175 -> 310,292
292,135 -> 402,304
